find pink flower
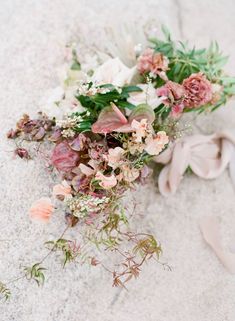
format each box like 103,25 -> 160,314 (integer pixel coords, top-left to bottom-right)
121,165 -> 140,183
29,197 -> 54,223
182,72 -> 213,108
104,147 -> 125,169
53,181 -> 72,197
92,103 -> 155,134
171,103 -> 185,118
156,81 -> 185,105
79,163 -> 95,176
145,131 -> 169,156
137,48 -> 169,76
51,141 -> 79,172
95,171 -> 117,189
131,119 -> 148,142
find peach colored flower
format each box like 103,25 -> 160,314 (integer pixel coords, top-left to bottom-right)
145,131 -> 169,156
183,72 -> 213,108
137,48 -> 169,76
53,181 -> 72,197
95,171 -> 117,189
104,147 -> 125,169
131,119 -> 148,143
29,197 -> 54,223
121,165 -> 140,183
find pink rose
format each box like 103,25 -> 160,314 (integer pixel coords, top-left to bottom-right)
137,48 -> 169,76
183,72 -> 213,108
51,141 -> 79,172
29,197 -> 54,223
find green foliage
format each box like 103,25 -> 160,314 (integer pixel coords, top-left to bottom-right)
45,238 -> 78,267
0,282 -> 11,301
24,263 -> 46,286
77,84 -> 141,112
133,235 -> 162,259
70,48 -> 81,71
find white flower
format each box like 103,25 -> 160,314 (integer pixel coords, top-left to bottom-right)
92,57 -> 136,87
127,83 -> 163,109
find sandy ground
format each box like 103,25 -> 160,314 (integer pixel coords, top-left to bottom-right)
0,0 -> 235,320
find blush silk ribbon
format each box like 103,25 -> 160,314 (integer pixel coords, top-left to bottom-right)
199,216 -> 235,274
154,131 -> 235,273
154,130 -> 235,196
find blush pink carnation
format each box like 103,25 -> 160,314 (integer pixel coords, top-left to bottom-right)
156,81 -> 185,104
137,48 -> 169,76
183,72 -> 213,108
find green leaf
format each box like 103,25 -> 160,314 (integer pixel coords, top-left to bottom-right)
121,85 -> 142,94
117,101 -> 136,110
129,104 -> 155,124
161,25 -> 171,42
24,263 -> 46,286
0,282 -> 11,301
71,60 -> 81,71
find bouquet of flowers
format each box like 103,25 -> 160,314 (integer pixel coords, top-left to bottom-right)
2,26 -> 235,300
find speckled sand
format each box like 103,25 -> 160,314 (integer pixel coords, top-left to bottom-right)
1,1 -> 235,320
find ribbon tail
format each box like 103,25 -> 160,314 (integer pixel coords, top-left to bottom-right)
199,216 -> 235,274
229,146 -> 235,189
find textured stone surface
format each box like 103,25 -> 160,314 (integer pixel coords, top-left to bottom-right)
0,0 -> 235,320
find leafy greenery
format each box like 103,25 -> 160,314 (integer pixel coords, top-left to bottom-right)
0,282 -> 11,301
24,263 -> 46,286
45,238 -> 78,267
77,84 -> 141,112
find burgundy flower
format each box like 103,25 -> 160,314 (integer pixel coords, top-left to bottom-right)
51,141 -> 79,172
7,128 -> 20,139
69,133 -> 88,151
183,72 -> 213,108
15,147 -> 30,159
49,127 -> 62,142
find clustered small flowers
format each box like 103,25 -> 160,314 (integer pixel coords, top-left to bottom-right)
66,194 -> 110,218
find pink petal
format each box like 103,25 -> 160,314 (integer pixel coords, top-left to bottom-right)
91,104 -> 128,134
